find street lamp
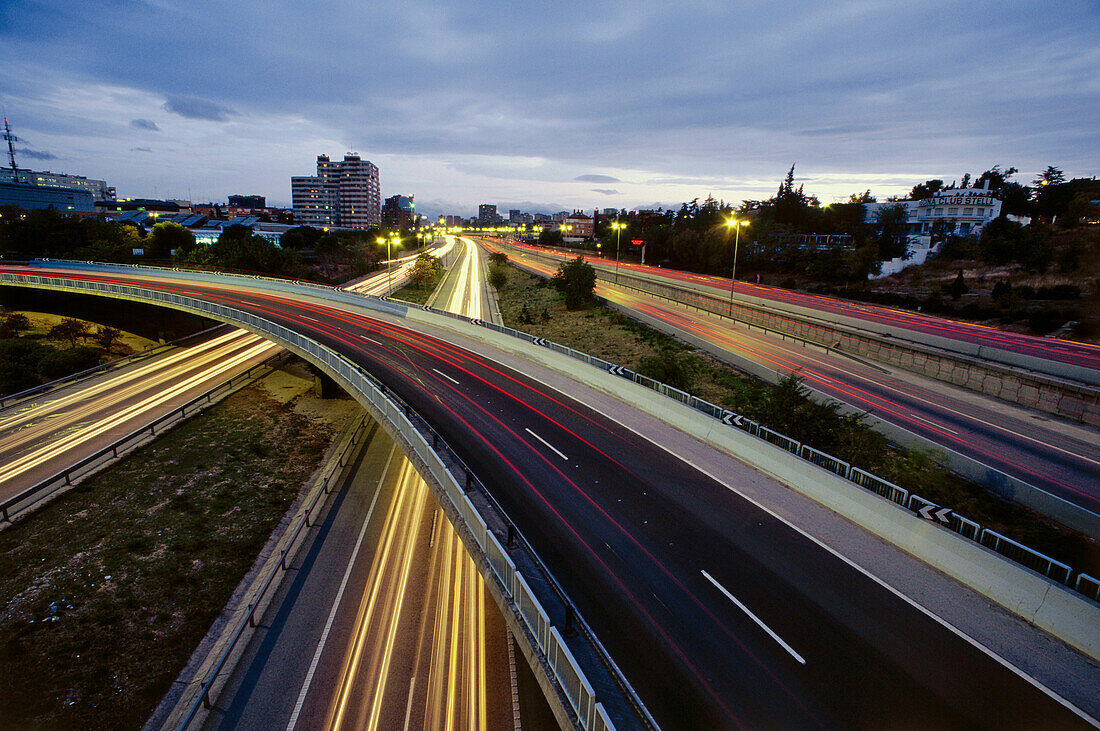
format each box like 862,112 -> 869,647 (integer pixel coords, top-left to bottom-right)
610,220 -> 627,282
725,217 -> 747,314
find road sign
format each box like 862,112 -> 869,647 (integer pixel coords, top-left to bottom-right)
609,365 -> 630,377
630,239 -> 644,246
533,337 -> 550,346
918,504 -> 953,524
721,411 -> 740,426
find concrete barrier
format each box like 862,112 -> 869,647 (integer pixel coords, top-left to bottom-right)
398,307 -> 1100,661
502,245 -> 1100,425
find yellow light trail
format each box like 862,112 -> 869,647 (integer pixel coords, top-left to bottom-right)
0,338 -> 276,487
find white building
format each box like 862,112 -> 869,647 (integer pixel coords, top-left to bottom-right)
291,153 -> 380,230
0,167 -> 115,201
865,183 -> 1002,277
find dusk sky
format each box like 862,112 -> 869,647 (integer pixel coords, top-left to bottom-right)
2,1 -> 1097,218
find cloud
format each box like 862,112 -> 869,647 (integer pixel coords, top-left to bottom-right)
130,118 -> 159,131
591,188 -> 620,195
163,94 -> 234,122
130,146 -> 153,152
794,124 -> 884,137
16,148 -> 57,160
574,174 -> 621,183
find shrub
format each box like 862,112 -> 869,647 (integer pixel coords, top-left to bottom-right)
552,256 -> 597,309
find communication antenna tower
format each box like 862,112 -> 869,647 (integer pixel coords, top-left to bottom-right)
2,118 -> 18,172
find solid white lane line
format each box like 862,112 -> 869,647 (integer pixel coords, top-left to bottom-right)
909,412 -> 958,435
524,427 -> 568,461
286,443 -> 397,731
701,569 -> 806,665
432,368 -> 460,385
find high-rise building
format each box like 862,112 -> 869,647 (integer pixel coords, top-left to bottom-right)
291,153 -> 380,229
478,204 -> 497,225
228,194 -> 265,208
382,194 -> 415,229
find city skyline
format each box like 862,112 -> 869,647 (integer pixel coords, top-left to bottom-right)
1,1 -> 1097,217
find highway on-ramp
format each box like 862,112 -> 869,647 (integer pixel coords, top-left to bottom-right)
2,264 -> 1093,729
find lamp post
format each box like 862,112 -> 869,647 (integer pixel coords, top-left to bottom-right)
725,218 -> 746,314
610,220 -> 626,282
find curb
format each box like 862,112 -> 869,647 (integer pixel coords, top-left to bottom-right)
146,411 -> 372,731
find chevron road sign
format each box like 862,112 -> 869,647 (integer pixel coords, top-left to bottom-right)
609,365 -> 630,377
918,504 -> 953,524
532,337 -> 550,346
721,411 -> 739,426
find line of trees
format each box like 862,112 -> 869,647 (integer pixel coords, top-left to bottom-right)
0,207 -> 387,283
547,163 -> 1096,283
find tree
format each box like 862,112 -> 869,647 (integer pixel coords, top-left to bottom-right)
947,270 -> 968,300
488,251 -> 508,265
552,256 -> 597,309
49,318 -> 90,348
409,253 -> 440,288
93,326 -> 122,352
488,262 -> 508,291
848,190 -> 876,204
147,221 -> 196,257
538,228 -> 563,247
909,179 -> 945,200
873,204 -> 911,261
0,312 -> 31,337
1033,166 -> 1065,187
1031,166 -> 1071,223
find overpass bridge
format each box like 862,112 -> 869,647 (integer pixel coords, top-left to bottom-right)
2,261 -> 1096,730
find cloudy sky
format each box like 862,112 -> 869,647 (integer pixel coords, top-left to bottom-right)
2,1 -> 1097,217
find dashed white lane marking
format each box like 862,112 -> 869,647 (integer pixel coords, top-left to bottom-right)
524,427 -> 569,461
360,335 -> 384,346
701,569 -> 806,665
432,368 -> 460,385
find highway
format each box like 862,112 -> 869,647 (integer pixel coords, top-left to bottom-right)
0,241 -> 454,510
0,328 -> 277,502
502,240 -> 1100,373
489,239 -> 1100,518
204,236 -> 515,730
6,263 -> 1092,729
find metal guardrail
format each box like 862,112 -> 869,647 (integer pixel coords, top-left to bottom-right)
6,266 -> 1096,726
179,415 -> 372,729
0,351 -> 287,523
0,271 -> 641,731
409,300 -> 1097,606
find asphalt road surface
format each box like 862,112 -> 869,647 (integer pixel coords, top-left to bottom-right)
4,265 -> 1093,729
0,328 -> 276,502
493,240 -> 1100,518
503,240 -> 1100,373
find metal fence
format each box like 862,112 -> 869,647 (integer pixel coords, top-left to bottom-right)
0,271 -> 640,731
414,286 -> 1097,606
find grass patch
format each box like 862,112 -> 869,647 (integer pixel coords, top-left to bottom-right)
392,265 -> 446,306
0,380 -> 342,729
497,264 -> 1098,576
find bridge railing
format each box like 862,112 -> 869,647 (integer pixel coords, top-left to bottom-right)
9,266 -> 1092,604
408,292 -> 1097,606
1,270 -> 646,731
